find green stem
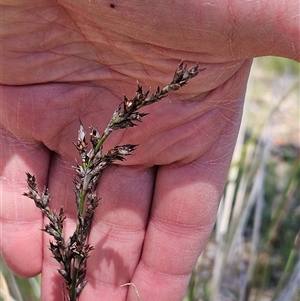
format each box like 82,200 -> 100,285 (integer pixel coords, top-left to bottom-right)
78,190 -> 87,216
70,265 -> 79,301
94,133 -> 108,156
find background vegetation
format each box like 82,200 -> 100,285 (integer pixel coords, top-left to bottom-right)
1,57 -> 299,301
184,57 -> 300,301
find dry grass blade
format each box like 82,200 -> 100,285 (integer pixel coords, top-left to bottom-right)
120,283 -> 141,301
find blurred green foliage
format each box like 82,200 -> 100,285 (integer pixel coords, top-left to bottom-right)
257,57 -> 300,75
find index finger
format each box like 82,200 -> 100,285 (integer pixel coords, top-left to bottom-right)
0,125 -> 51,277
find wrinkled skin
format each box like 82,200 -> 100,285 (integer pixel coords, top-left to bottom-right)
0,1 -> 299,300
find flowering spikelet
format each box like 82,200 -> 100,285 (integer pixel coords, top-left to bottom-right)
23,61 -> 203,300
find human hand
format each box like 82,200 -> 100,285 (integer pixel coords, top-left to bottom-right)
1,1 -> 298,301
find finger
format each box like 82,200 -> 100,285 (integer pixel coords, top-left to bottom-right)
0,126 -> 51,277
127,131 -> 239,301
82,165 -> 156,300
40,153 -> 156,301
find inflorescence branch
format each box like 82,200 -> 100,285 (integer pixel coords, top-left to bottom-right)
23,61 -> 203,301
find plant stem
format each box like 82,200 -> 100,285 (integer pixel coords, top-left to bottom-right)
70,267 -> 78,301
79,190 -> 87,216
23,61 -> 202,300
93,134 -> 107,158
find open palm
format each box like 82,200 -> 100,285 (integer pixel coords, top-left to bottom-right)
1,1 -> 298,301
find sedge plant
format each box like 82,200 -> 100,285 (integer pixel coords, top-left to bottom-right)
23,61 -> 202,301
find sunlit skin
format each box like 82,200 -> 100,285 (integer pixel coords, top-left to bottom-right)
0,1 -> 299,300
